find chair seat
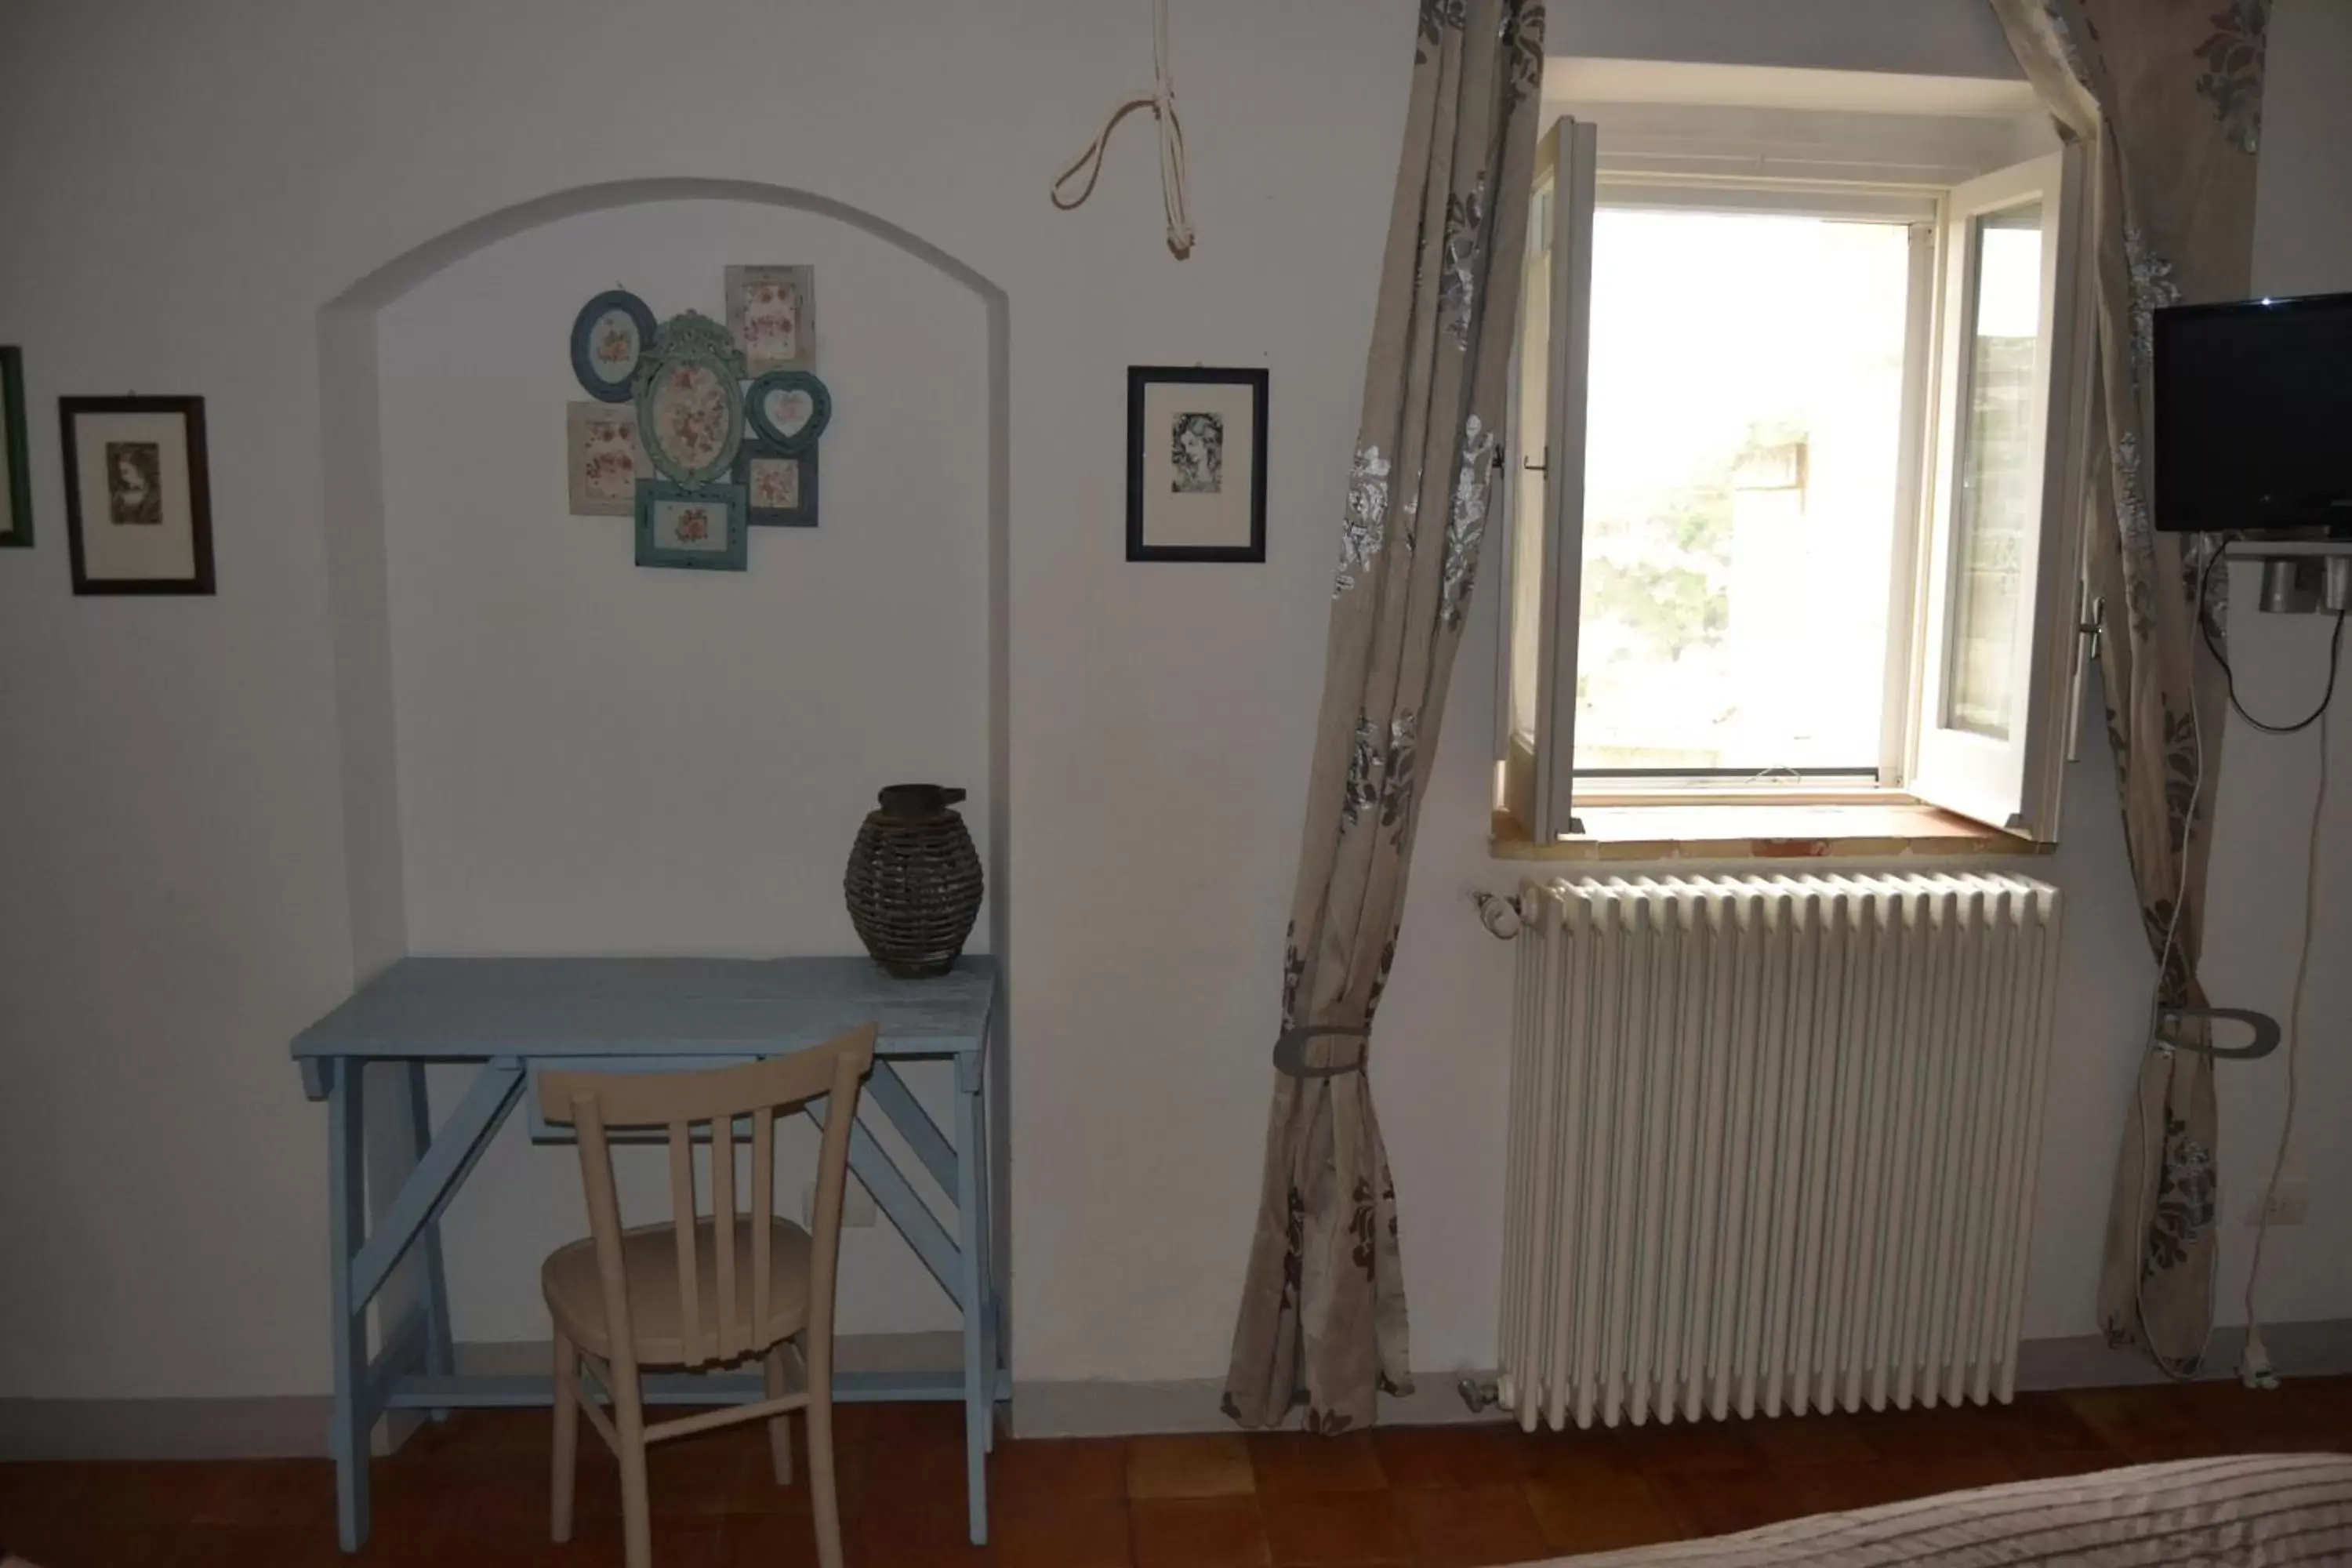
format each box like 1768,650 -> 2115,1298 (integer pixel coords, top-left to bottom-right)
543,1217 -> 812,1366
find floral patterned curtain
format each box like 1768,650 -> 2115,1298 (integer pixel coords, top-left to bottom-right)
1222,0 -> 1547,1432
1987,0 -> 2267,1375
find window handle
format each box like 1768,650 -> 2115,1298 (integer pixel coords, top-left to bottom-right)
1523,452 -> 1547,474
2067,591 -> 2104,764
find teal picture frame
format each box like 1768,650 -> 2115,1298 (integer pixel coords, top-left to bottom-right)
735,439 -> 818,528
632,311 -> 746,490
568,289 -> 657,405
634,481 -> 748,572
1,347 -> 30,548
744,369 -> 832,454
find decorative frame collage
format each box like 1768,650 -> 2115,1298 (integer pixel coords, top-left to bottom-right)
564,264 -> 829,572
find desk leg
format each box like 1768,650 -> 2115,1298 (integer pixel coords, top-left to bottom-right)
328,1061 -> 374,1552
973,1093 -> 998,1457
401,1062 -> 456,1421
954,1056 -> 989,1545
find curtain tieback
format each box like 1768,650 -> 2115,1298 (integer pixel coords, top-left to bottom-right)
1273,1025 -> 1367,1079
1049,0 -> 1196,258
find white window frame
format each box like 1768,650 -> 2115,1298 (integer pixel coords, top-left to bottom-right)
1906,151 -> 2091,839
1499,112 -> 2090,844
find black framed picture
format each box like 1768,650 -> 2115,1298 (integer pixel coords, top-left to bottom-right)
1126,365 -> 1268,562
735,437 -> 818,528
60,395 -> 214,595
2,348 -> 31,548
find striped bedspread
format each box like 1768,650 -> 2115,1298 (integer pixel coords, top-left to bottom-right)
1553,1454 -> 2352,1566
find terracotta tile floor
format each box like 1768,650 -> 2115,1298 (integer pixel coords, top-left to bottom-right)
3,1377 -> 2349,1566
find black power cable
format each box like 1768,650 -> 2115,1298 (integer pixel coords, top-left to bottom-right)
2195,539 -> 2350,735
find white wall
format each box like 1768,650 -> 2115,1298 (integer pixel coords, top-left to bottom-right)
0,0 -> 2347,1406
379,200 -> 990,960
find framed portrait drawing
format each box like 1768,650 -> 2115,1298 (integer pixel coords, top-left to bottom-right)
566,402 -> 648,517
735,439 -> 818,528
60,395 -> 213,595
2,347 -> 30,548
635,481 -> 748,572
724,266 -> 815,375
1126,366 -> 1268,563
569,289 -> 657,404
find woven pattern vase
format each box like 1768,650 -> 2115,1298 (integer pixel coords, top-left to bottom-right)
844,784 -> 983,978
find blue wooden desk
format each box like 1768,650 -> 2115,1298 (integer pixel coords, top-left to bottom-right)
292,956 -> 1005,1552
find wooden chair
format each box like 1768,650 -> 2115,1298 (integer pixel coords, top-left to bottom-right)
537,1024 -> 877,1568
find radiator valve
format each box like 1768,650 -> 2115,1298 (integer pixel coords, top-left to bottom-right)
1471,891 -> 1523,940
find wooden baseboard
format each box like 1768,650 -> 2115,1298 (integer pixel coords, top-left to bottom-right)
0,1332 -> 962,1461
1008,1318 -> 2352,1439
7,1322 -> 2348,1457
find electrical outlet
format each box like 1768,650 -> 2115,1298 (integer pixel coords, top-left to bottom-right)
804,1178 -> 878,1230
2246,1179 -> 2308,1229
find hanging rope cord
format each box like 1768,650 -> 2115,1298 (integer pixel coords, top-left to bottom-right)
1051,0 -> 1196,258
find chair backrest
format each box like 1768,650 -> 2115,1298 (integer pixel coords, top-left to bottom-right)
539,1023 -> 878,1371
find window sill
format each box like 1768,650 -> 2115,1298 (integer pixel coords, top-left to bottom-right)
1490,801 -> 2044,862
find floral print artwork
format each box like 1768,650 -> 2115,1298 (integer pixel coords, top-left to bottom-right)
742,279 -> 800,365
764,387 -> 816,441
750,456 -> 800,512
651,365 -> 732,473
580,414 -> 639,506
590,308 -> 641,386
568,403 -> 648,517
652,496 -> 727,553
726,266 -> 815,373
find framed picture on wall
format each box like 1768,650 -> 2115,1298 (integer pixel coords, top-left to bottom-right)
735,439 -> 817,528
635,481 -> 747,572
1126,366 -> 1269,563
724,266 -> 815,375
0,348 -> 30,549
60,395 -> 214,595
568,289 -> 657,404
566,401 -> 648,517
744,370 -> 831,452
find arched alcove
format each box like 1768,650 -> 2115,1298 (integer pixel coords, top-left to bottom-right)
314,180 -> 1010,1345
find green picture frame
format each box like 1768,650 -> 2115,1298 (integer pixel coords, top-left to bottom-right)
1,347 -> 30,548
744,369 -> 832,454
634,481 -> 748,572
631,311 -> 745,490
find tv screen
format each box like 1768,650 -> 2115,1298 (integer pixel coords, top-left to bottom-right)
2152,292 -> 2352,533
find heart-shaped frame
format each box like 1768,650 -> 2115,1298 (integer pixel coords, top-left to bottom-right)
745,370 -> 833,455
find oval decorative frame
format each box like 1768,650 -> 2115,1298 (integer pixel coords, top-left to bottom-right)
745,370 -> 833,454
631,310 -> 747,489
568,290 -> 659,404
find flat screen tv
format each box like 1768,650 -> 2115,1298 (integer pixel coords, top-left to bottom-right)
2153,292 -> 2352,533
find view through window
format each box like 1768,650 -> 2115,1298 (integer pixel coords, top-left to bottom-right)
1574,208 -> 1914,778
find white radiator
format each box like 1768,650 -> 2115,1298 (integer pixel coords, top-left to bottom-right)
1497,873 -> 2062,1432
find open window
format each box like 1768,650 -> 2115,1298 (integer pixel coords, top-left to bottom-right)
1500,100 -> 2089,848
